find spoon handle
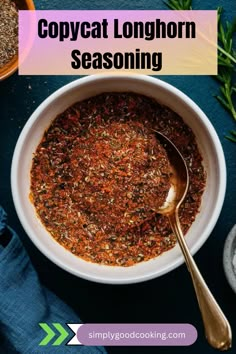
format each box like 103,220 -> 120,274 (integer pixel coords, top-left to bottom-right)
168,213 -> 232,351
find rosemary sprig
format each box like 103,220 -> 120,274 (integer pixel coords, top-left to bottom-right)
217,7 -> 236,67
164,0 -> 236,142
164,0 -> 192,10
215,68 -> 236,120
216,7 -> 236,141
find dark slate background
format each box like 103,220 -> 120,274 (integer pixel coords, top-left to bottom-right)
0,0 -> 235,353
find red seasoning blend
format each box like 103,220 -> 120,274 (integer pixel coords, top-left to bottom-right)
30,93 -> 206,266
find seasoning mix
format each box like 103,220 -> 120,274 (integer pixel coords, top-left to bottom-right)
30,93 -> 206,266
0,0 -> 18,69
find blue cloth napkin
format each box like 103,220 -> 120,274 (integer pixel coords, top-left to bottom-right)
0,206 -> 107,354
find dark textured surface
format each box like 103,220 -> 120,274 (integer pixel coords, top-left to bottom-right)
0,0 -> 235,353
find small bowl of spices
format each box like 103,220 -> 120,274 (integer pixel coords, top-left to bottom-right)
0,0 -> 35,81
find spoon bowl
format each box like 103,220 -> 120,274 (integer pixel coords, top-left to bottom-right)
153,131 -> 189,216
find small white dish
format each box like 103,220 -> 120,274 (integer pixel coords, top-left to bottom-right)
223,225 -> 236,294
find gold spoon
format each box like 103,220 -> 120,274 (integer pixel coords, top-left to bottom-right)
154,131 -> 232,351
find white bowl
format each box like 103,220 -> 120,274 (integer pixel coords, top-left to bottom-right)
223,225 -> 236,294
11,74 -> 226,284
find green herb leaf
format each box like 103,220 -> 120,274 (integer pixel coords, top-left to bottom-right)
226,130 -> 236,143
164,0 -> 192,10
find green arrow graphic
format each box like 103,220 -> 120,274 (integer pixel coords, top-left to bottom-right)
39,323 -> 56,346
52,323 -> 69,346
39,323 -> 69,346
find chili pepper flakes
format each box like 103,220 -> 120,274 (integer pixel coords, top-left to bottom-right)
30,92 -> 206,267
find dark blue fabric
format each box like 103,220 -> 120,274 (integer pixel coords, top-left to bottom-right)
0,206 -> 107,354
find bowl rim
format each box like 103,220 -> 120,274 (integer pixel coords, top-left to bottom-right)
11,74 -> 227,283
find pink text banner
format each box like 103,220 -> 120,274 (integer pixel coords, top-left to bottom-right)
19,10 -> 217,75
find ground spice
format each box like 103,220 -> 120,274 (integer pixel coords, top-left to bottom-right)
30,93 -> 206,266
0,0 -> 18,68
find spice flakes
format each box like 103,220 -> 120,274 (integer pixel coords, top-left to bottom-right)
0,0 -> 18,68
30,92 -> 206,266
